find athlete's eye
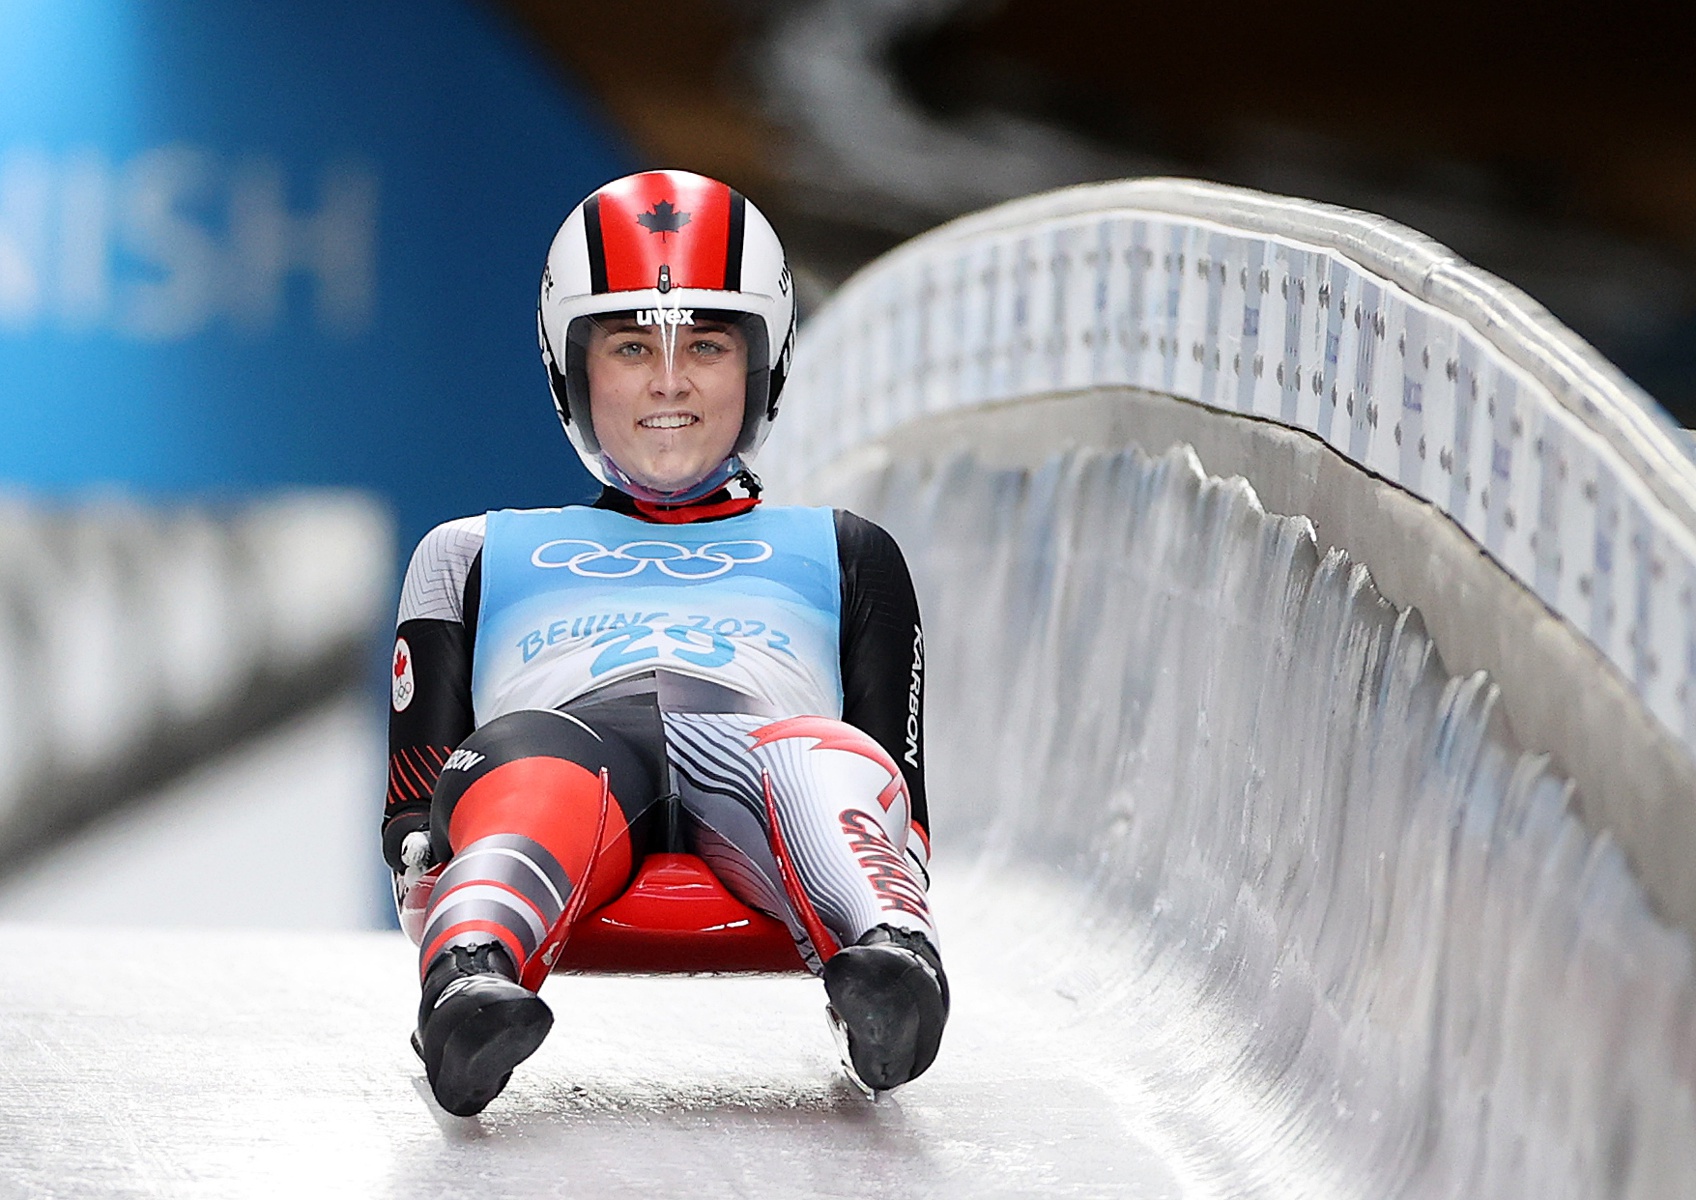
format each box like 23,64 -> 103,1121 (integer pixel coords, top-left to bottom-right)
690,338 -> 731,358
610,339 -> 648,358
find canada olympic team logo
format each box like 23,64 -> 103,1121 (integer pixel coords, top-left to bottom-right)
391,637 -> 415,712
530,538 -> 773,580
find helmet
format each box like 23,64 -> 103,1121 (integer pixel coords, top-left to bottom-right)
538,170 -> 796,501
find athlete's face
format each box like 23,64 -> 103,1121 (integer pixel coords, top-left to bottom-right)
585,317 -> 748,494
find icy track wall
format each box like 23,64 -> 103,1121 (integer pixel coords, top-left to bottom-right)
766,180 -> 1696,1197
0,492 -> 391,873
851,445 -> 1695,1197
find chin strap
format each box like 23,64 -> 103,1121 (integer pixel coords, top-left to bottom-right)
620,468 -> 764,524
632,493 -> 760,523
601,453 -> 748,505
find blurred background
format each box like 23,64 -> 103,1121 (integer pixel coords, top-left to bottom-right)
1,0 -> 1692,930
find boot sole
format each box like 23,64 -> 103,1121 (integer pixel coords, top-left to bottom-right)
432,993 -> 553,1117
822,946 -> 946,1091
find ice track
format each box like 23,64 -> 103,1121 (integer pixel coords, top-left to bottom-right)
0,865 -> 1190,1200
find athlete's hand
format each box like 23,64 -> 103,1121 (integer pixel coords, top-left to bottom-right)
401,830 -> 435,872
399,829 -> 438,892
381,811 -> 432,874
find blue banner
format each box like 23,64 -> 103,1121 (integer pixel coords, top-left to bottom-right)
0,0 -> 632,546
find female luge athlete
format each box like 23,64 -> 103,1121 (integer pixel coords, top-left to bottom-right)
383,170 -> 946,1116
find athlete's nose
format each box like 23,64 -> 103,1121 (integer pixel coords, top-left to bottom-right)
649,357 -> 692,400
645,319 -> 692,401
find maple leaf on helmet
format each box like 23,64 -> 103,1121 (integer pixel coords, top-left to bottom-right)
636,199 -> 691,239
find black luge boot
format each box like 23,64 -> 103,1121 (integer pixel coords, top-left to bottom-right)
822,925 -> 950,1091
415,942 -> 553,1117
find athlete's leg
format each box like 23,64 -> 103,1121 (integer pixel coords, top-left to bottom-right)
421,700 -> 664,980
665,711 -> 947,1089
415,699 -> 664,1115
664,711 -> 935,955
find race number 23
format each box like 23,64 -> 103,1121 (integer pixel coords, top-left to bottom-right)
585,616 -> 793,676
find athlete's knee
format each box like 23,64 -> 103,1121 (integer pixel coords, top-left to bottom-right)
447,756 -> 612,851
748,715 -> 887,762
430,708 -> 658,867
746,714 -> 914,846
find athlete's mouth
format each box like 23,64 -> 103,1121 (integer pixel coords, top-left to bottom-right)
638,413 -> 699,430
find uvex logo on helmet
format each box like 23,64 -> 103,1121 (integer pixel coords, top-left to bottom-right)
537,169 -> 798,500
636,308 -> 693,326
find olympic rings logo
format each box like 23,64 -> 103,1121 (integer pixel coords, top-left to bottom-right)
530,538 -> 773,579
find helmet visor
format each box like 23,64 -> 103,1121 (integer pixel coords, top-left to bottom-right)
562,307 -> 771,489
563,305 -> 776,464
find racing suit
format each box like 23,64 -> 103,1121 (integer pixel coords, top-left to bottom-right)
381,486 -> 934,982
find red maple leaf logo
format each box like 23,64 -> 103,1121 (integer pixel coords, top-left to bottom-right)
393,646 -> 408,678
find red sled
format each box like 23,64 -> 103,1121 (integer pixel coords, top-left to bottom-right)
397,769 -> 816,977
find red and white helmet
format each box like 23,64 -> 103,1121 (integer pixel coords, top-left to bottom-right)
537,170 -> 797,499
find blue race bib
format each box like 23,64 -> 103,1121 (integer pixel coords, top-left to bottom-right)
473,505 -> 843,722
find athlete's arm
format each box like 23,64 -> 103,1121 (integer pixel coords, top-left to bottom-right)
383,517 -> 484,871
834,510 -> 931,879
